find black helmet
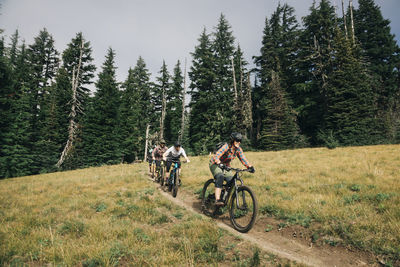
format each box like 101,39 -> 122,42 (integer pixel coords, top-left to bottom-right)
174,141 -> 181,147
230,132 -> 242,142
160,139 -> 166,144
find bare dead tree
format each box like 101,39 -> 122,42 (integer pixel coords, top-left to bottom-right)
144,123 -> 150,161
342,0 -> 348,40
349,0 -> 355,44
231,57 -> 238,103
243,72 -> 253,138
179,58 -> 187,142
160,84 -> 166,140
56,39 -> 84,168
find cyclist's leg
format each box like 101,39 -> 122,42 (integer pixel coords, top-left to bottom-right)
210,163 -> 224,203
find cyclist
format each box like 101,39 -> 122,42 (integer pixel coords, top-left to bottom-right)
163,141 -> 190,185
152,139 -> 168,177
210,132 -> 255,206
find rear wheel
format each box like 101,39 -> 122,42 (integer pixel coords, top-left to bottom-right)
201,179 -> 217,216
229,185 -> 258,233
160,166 -> 164,186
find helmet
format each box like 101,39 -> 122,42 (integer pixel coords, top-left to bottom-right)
174,141 -> 181,147
160,139 -> 166,144
230,132 -> 242,142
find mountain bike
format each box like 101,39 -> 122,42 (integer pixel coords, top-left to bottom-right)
166,159 -> 182,198
201,167 -> 258,233
156,160 -> 166,185
151,160 -> 156,179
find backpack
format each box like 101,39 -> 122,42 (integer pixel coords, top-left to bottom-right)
213,142 -> 226,154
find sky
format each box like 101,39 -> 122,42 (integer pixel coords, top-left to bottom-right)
1,0 -> 399,85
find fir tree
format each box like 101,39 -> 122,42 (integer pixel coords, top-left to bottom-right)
82,48 -> 121,166
323,28 -> 380,146
188,28 -> 217,153
154,61 -> 170,140
259,71 -> 301,150
165,60 -> 184,144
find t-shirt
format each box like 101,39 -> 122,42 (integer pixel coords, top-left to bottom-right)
163,146 -> 187,161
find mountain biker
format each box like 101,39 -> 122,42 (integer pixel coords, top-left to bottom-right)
152,139 -> 168,176
210,132 -> 255,206
163,141 -> 190,185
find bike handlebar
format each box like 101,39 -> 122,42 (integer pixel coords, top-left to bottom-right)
224,166 -> 251,173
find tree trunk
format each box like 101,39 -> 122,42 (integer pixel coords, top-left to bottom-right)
160,85 -> 166,140
349,0 -> 355,43
144,123 -> 150,161
342,0 -> 348,40
56,39 -> 84,168
179,58 -> 187,142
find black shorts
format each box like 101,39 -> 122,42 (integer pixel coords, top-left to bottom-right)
166,160 -> 181,172
155,160 -> 163,167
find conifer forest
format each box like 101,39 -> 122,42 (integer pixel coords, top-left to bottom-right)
1,0 -> 399,178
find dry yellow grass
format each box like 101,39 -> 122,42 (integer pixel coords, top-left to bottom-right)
0,163 -> 298,266
181,144 -> 400,261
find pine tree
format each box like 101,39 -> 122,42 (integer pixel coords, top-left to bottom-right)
188,28 -> 217,153
212,14 -> 236,138
254,3 -> 304,149
82,48 -> 121,166
323,28 -> 379,146
154,61 -> 170,140
353,0 -> 400,141
259,71 -> 301,150
294,0 -> 338,144
26,28 -> 60,173
165,60 -> 184,144
8,29 -> 19,69
55,33 -> 96,168
0,41 -> 15,177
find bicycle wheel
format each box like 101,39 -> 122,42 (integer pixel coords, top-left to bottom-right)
159,166 -> 164,185
168,173 -> 173,192
151,162 -> 155,179
229,185 -> 258,233
201,179 -> 216,216
172,171 -> 179,198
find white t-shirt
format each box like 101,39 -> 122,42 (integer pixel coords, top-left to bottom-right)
163,146 -> 187,160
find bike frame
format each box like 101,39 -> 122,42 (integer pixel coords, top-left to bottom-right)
169,161 -> 180,185
222,169 -> 248,208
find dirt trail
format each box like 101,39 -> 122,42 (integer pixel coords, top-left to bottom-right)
147,176 -> 376,267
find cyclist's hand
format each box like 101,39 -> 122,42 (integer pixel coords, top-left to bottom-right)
248,166 -> 255,173
186,159 -> 190,163
218,163 -> 225,170
163,157 -> 167,161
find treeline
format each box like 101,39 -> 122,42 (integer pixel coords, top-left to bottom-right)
1,0 -> 399,178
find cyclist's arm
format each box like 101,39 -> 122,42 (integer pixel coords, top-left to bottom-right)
181,148 -> 190,162
213,143 -> 229,165
237,147 -> 251,168
163,147 -> 172,161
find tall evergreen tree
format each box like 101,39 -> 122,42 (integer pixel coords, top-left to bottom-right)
323,28 -> 380,145
82,48 -> 121,166
165,60 -> 184,144
254,3 -> 304,149
212,14 -> 236,137
294,0 -> 338,144
154,61 -> 170,140
353,0 -> 400,140
26,28 -> 60,173
188,28 -> 217,153
54,33 -> 96,168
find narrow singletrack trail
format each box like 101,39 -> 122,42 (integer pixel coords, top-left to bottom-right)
145,174 -> 376,267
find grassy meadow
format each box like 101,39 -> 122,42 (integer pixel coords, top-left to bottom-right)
182,144 -> 400,262
0,163 -> 297,266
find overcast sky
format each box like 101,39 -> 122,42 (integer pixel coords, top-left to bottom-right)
1,0 -> 399,85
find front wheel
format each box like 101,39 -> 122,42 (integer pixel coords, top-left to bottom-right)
172,172 -> 179,198
229,186 -> 258,233
201,179 -> 216,216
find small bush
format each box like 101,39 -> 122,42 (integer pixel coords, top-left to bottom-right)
349,184 -> 361,192
92,202 -> 107,212
58,220 -> 86,237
